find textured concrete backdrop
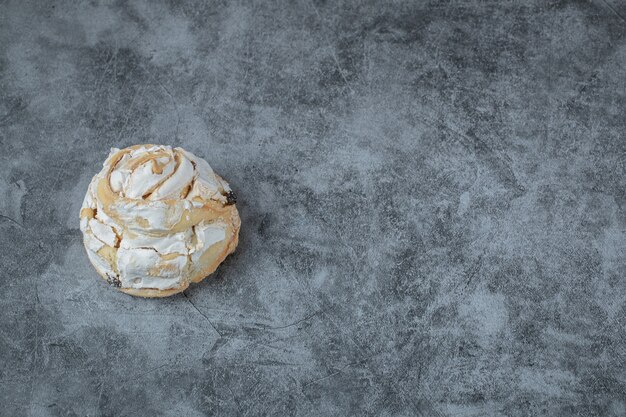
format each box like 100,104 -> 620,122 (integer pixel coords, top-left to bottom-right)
1,0 -> 626,416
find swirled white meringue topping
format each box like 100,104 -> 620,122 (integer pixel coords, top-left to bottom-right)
80,145 -> 238,292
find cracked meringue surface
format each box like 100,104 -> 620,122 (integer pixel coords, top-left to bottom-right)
79,144 -> 240,297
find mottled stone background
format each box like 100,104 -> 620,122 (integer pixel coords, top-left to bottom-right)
1,0 -> 626,416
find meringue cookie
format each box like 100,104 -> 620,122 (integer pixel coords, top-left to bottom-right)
79,144 -> 240,297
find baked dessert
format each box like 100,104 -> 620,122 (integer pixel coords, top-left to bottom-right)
79,144 -> 240,297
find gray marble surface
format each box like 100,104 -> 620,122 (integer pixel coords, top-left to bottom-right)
1,0 -> 626,416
